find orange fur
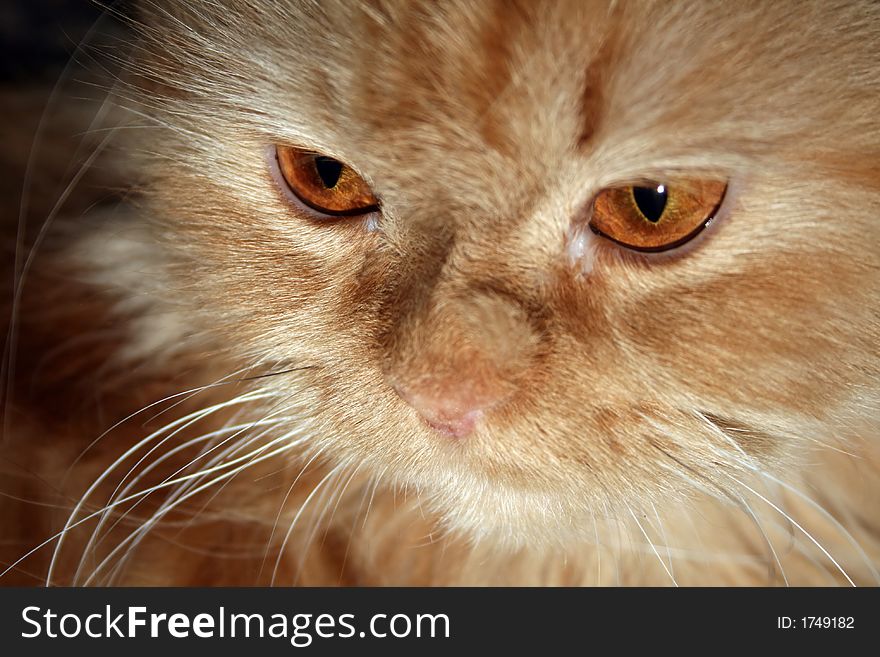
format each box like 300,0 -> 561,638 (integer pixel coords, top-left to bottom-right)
1,0 -> 879,586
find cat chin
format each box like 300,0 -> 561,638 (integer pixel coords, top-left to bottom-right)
412,470 -> 661,551
431,489 -> 663,552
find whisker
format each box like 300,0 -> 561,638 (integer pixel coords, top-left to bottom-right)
294,463 -> 362,586
626,504 -> 678,586
82,433 -> 308,585
647,425 -> 791,585
270,462 -> 345,586
259,445 -> 328,582
47,389 -> 274,585
337,475 -> 376,585
77,415 -> 293,582
98,405 -> 314,584
62,368 -> 259,484
1,6 -> 121,439
756,470 -> 879,584
648,501 -> 675,581
722,472 -> 856,587
94,386 -> 301,542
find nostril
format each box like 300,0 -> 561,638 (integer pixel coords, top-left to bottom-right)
392,382 -> 503,438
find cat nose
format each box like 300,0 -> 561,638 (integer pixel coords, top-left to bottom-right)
388,289 -> 537,437
393,380 -> 510,438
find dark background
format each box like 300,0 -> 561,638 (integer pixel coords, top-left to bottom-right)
0,1 -> 110,81
0,587 -> 873,653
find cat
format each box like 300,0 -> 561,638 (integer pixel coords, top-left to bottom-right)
1,0 -> 879,586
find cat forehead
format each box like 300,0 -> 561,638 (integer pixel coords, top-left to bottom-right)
262,4 -> 848,152
281,3 -> 832,183
147,1 -> 878,191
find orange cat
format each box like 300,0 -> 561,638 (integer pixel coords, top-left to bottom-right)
1,0 -> 878,585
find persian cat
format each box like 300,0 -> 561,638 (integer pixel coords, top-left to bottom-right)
1,0 -> 878,586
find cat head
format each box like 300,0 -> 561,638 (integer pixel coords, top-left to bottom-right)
119,0 -> 880,545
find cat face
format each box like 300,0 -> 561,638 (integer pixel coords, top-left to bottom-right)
129,0 -> 880,545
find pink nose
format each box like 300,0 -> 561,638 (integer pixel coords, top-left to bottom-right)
394,383 -> 505,438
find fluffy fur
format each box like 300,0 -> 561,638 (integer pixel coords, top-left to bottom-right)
1,0 -> 879,585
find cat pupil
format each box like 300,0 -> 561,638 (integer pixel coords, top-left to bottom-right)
314,156 -> 343,188
632,185 -> 667,223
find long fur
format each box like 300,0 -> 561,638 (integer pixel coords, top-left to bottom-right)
1,0 -> 879,585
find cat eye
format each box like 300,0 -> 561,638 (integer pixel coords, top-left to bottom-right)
275,145 -> 379,216
589,180 -> 727,252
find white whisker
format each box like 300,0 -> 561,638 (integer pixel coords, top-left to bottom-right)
722,472 -> 856,587
626,504 -> 678,587
83,432 -> 308,585
271,462 -> 345,586
47,389 -> 274,585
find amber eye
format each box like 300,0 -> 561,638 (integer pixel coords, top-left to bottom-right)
275,145 -> 379,216
589,180 -> 727,252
